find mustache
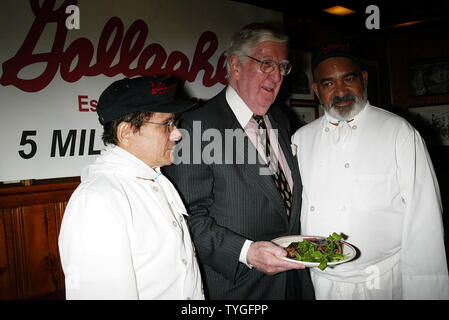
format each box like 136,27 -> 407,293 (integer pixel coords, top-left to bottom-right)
330,94 -> 357,108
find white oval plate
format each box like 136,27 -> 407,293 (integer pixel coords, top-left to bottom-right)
272,235 -> 357,268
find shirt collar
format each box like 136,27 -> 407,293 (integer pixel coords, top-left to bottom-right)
225,85 -> 255,128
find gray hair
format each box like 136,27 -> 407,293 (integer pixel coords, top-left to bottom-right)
225,22 -> 288,78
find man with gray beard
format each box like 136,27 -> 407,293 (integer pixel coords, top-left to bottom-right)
291,43 -> 449,299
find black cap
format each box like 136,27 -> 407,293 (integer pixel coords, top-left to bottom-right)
97,76 -> 197,125
312,43 -> 360,71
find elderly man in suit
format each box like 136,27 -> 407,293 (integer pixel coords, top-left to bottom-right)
164,23 -> 315,299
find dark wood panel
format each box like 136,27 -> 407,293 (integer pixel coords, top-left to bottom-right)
0,180 -> 78,299
0,209 -> 19,299
20,204 -> 65,298
0,181 -> 79,209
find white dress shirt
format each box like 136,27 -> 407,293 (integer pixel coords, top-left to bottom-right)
226,85 -> 293,268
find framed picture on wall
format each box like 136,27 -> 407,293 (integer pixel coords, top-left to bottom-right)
408,104 -> 449,146
409,58 -> 449,96
288,50 -> 314,100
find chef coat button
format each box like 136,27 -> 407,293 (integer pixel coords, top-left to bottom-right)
352,125 -> 357,130
152,186 -> 159,192
325,127 -> 329,132
310,206 -> 315,212
182,258 -> 188,265
186,297 -> 191,300
179,215 -> 184,222
172,221 -> 178,227
339,205 -> 346,211
344,163 -> 350,168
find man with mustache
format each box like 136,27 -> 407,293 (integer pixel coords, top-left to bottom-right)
59,76 -> 203,299
291,44 -> 449,299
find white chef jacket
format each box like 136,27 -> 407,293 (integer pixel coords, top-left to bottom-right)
292,103 -> 449,300
58,146 -> 204,300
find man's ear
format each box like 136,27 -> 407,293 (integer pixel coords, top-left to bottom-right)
312,82 -> 320,99
116,122 -> 133,147
229,55 -> 241,80
362,70 -> 368,86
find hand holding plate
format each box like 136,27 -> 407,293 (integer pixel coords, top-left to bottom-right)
246,241 -> 305,275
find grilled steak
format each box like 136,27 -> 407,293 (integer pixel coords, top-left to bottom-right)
285,238 -> 343,258
286,242 -> 300,258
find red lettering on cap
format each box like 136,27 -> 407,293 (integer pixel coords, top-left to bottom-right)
321,43 -> 350,55
151,81 -> 168,95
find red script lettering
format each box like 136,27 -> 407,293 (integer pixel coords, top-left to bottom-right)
1,0 -> 227,92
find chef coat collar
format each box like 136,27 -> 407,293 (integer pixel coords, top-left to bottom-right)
324,101 -> 369,131
106,145 -> 163,181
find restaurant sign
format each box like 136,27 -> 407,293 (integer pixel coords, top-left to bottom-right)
0,0 -> 281,181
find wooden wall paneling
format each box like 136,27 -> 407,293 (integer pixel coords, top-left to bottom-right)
10,207 -> 27,298
0,182 -> 79,209
54,202 -> 66,237
0,180 -> 78,299
53,202 -> 67,291
0,208 -> 19,299
17,203 -> 65,298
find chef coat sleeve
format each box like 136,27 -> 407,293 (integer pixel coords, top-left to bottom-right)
59,188 -> 138,299
396,124 -> 449,299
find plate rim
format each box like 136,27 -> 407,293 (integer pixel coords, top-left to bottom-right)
271,234 -> 357,267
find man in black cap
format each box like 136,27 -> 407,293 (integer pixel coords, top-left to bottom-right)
291,44 -> 448,299
58,76 -> 204,299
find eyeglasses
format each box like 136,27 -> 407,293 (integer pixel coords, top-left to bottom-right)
246,55 -> 292,76
147,119 -> 178,132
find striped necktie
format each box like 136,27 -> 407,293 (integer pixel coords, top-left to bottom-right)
253,114 -> 292,216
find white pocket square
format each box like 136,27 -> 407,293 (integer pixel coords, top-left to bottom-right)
291,144 -> 298,157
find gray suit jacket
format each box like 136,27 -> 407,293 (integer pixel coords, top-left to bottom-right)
164,88 -> 314,299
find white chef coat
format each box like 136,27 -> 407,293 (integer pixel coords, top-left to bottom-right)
58,145 -> 204,300
292,103 -> 449,300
